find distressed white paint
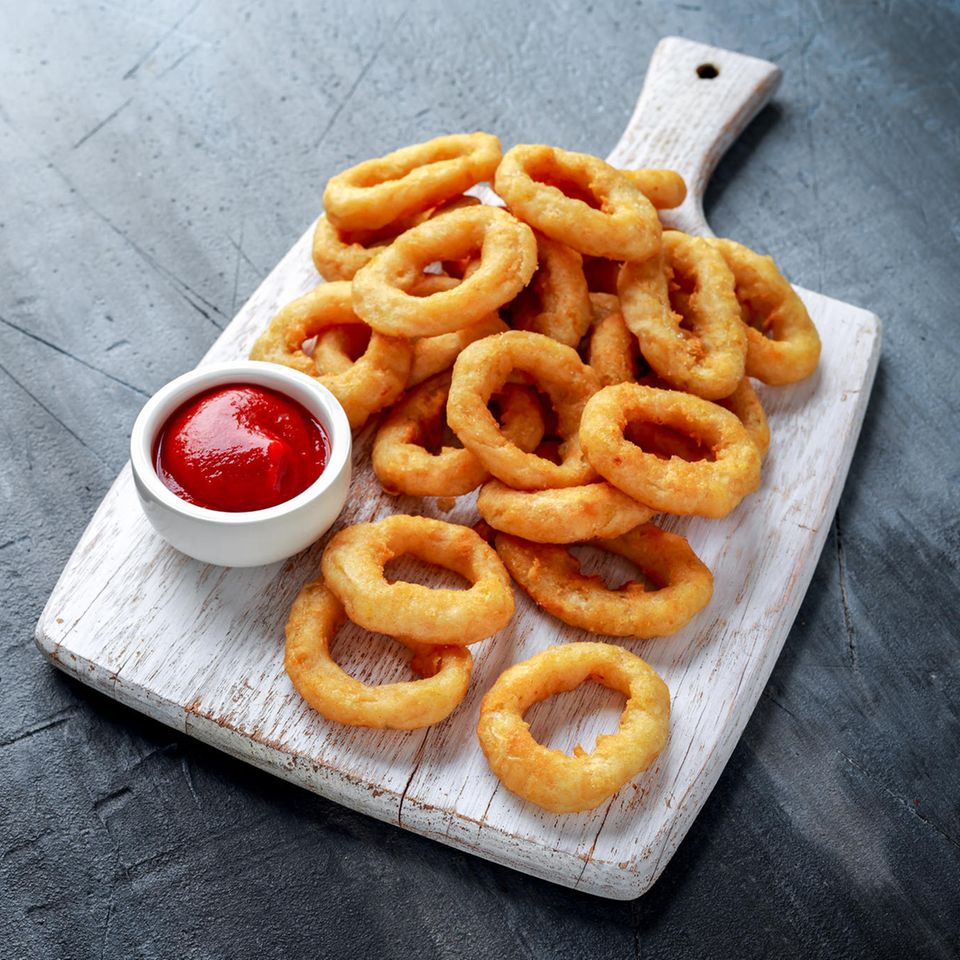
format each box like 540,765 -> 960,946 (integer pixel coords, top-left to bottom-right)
36,38 -> 881,898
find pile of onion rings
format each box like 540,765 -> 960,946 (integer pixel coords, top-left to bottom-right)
246,130 -> 820,812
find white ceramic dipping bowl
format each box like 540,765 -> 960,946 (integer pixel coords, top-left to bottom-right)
130,360 -> 351,567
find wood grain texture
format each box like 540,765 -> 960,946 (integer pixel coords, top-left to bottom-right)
35,38 -> 881,899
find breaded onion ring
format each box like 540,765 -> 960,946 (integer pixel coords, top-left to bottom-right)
323,132 -> 501,232
310,216 -> 404,282
708,238 -> 821,385
477,641 -> 670,813
308,322 -> 373,376
580,383 -> 762,518
312,195 -> 483,282
408,314 -> 508,388
618,231 -> 746,400
352,206 -> 537,338
495,145 -> 662,261
477,479 -> 654,543
285,577 -> 472,729
585,292 -> 638,386
249,281 -> 412,429
716,377 -> 771,459
509,231 -> 591,347
494,524 -> 713,637
321,515 -> 515,646
372,374 -> 545,497
620,168 -> 688,210
448,331 -> 601,489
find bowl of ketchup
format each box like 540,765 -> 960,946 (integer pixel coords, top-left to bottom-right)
130,361 -> 351,566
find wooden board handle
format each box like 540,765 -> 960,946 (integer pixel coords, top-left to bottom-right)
606,37 -> 782,236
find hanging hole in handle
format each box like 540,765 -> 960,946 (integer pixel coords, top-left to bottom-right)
696,63 -> 719,79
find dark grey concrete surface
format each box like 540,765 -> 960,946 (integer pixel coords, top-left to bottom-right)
2,1 -> 958,957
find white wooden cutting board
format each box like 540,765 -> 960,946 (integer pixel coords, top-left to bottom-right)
36,38 -> 880,899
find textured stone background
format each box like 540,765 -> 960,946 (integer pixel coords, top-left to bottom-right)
2,1 -> 958,957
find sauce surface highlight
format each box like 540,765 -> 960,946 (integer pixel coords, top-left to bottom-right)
155,384 -> 330,512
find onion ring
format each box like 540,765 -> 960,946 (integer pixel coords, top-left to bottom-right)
509,231 -> 591,347
372,374 -> 545,497
249,281 -> 412,429
323,132 -> 501,232
716,377 -> 771,459
285,577 -> 472,729
708,238 -> 821,384
477,641 -> 670,813
585,292 -> 639,386
448,330 -> 601,489
618,231 -> 746,400
494,144 -> 662,261
477,479 -> 654,543
310,215 -> 408,282
391,274 -> 508,388
351,205 -> 537,337
409,314 -> 508,388
621,168 -> 688,209
494,524 -> 713,637
580,383 -> 762,517
320,515 -> 515,645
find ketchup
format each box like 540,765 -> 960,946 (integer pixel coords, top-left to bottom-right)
154,384 -> 330,512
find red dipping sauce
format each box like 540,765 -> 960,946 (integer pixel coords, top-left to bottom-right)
154,384 -> 330,512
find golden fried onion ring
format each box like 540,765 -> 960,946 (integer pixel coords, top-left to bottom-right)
495,145 -> 662,261
495,524 -> 713,637
708,238 -> 821,385
618,231 -> 746,400
285,577 -> 472,729
477,479 -> 654,543
509,231 -> 591,347
620,168 -> 688,210
408,314 -> 508,388
580,383 -> 761,517
585,292 -> 638,386
448,331 -> 601,489
372,374 -> 545,497
310,216 -> 402,282
352,205 -> 537,338
716,377 -> 771,459
321,515 -> 515,646
249,281 -> 412,429
477,641 -> 670,813
323,132 -> 501,232
310,324 -> 367,375
312,194 -> 486,283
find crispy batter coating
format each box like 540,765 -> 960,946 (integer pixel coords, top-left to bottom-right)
249,281 -> 411,429
709,238 -> 821,384
580,383 -> 761,518
352,206 -> 537,337
448,331 -> 601,489
285,576 -> 472,729
620,168 -> 688,210
618,231 -> 746,400
585,292 -> 639,386
495,144 -> 662,261
716,377 -> 771,459
372,374 -> 545,497
311,215 -> 409,282
509,231 -> 592,347
495,524 -> 713,637
477,642 -> 670,812
408,314 -> 508,388
321,516 -> 515,646
477,479 -> 654,543
323,132 -> 501,232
